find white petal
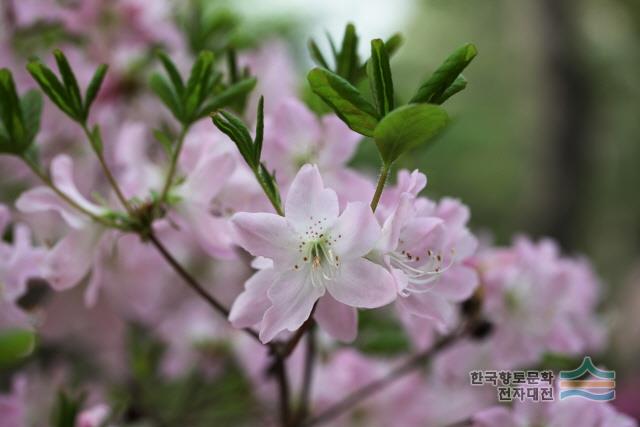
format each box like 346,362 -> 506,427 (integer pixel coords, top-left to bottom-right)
231,212 -> 298,268
328,202 -> 380,259
16,187 -> 87,229
284,164 -> 339,232
260,269 -> 324,343
50,155 -> 105,216
42,226 -> 103,291
179,152 -> 235,205
325,258 -> 396,308
315,294 -> 358,342
229,268 -> 278,328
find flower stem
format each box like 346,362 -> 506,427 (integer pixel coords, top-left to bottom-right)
370,163 -> 390,212
295,325 -> 316,423
159,125 -> 189,204
81,123 -> 133,214
147,231 -> 262,343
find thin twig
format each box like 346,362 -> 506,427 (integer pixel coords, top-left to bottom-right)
272,356 -> 291,426
159,125 -> 189,204
81,124 -> 133,214
295,325 -> 316,423
147,231 -> 262,343
301,330 -> 463,427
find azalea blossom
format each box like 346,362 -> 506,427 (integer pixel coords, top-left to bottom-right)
230,164 -> 396,343
16,154 -> 112,306
373,171 -> 479,346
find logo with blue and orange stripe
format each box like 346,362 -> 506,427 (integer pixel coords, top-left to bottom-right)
559,357 -> 615,401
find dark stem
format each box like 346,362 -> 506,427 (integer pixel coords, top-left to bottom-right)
301,331 -> 462,427
295,325 -> 316,423
147,232 -> 261,343
280,316 -> 315,359
272,356 -> 291,427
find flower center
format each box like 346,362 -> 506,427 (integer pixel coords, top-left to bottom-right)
293,216 -> 342,288
390,246 -> 456,296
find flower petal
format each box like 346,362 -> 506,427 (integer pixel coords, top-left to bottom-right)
181,206 -> 236,259
284,164 -> 339,232
50,155 -> 105,216
229,268 -> 278,328
378,193 -> 414,253
317,114 -> 361,167
325,258 -> 396,308
179,152 -> 235,205
430,265 -> 478,302
260,269 -> 324,343
231,212 -> 298,268
330,202 -> 380,259
398,292 -> 454,330
16,187 -> 87,229
42,226 -> 103,291
315,294 -> 358,342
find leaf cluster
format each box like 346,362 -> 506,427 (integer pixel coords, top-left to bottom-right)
150,50 -> 256,126
308,29 -> 477,165
27,49 -> 107,125
0,69 -> 42,156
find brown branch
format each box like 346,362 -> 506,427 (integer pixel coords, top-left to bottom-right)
294,324 -> 317,423
147,231 -> 261,343
300,330 -> 463,427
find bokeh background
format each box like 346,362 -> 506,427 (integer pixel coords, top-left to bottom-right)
2,0 -> 639,424
236,0 -> 640,414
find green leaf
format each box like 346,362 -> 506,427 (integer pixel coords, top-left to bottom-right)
367,39 -> 394,116
184,50 -> 215,118
374,103 -> 449,165
21,89 -> 43,144
0,328 -> 36,366
150,73 -> 183,121
53,49 -> 83,116
384,33 -> 404,57
410,43 -> 477,104
157,51 -> 185,98
50,391 -> 85,427
211,111 -> 255,168
88,124 -> 103,152
307,67 -> 379,137
336,23 -> 359,81
254,96 -> 264,161
308,38 -> 330,69
83,64 -> 108,118
0,69 -> 24,148
432,75 -> 468,104
153,128 -> 174,157
196,77 -> 256,118
26,60 -> 77,119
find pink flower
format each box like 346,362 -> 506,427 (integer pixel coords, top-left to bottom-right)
473,236 -> 605,368
230,164 -> 396,343
374,171 -> 478,341
16,155 -> 111,306
76,403 -> 110,427
0,206 -> 46,305
0,376 -> 26,427
473,399 -> 637,427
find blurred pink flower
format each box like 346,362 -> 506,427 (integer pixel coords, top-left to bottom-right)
473,399 -> 637,427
